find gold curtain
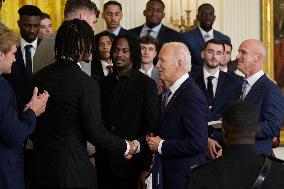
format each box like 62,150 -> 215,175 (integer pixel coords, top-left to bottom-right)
0,0 -> 67,33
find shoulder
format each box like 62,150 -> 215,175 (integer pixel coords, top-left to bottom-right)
213,30 -> 231,41
129,25 -> 143,33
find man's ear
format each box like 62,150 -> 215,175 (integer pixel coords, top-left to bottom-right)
79,11 -> 87,20
143,10 -> 146,17
201,51 -> 205,59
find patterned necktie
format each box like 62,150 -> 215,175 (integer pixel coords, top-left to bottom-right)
161,90 -> 172,113
240,79 -> 249,100
106,65 -> 113,75
25,44 -> 33,77
207,76 -> 215,106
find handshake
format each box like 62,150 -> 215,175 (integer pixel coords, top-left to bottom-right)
125,140 -> 139,159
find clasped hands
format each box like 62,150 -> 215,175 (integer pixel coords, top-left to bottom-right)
125,140 -> 139,159
146,135 -> 162,152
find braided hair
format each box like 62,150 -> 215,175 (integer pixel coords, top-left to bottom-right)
110,34 -> 141,70
55,19 -> 95,63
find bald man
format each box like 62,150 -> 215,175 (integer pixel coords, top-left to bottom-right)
233,39 -> 284,156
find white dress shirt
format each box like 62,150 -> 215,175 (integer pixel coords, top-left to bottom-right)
101,60 -> 113,76
203,68 -> 220,97
107,26 -> 121,36
139,64 -> 154,78
199,26 -> 214,41
20,38 -> 38,71
140,23 -> 162,39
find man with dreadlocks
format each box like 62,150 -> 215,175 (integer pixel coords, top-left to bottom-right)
31,20 -> 138,189
97,34 -> 159,189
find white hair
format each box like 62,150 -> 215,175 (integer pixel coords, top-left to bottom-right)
162,42 -> 192,72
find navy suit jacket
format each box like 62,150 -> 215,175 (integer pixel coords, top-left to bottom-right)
3,46 -> 33,112
182,28 -> 230,78
156,76 -> 208,189
0,76 -> 36,189
233,74 -> 284,155
129,24 -> 185,54
194,70 -> 242,122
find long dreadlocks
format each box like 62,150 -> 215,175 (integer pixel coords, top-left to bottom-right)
55,19 -> 95,63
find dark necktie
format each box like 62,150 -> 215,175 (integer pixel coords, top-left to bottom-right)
161,90 -> 172,113
207,76 -> 214,106
106,65 -> 113,75
240,79 -> 249,100
147,29 -> 153,36
25,44 -> 33,77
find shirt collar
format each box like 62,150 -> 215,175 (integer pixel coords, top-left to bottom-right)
246,70 -> 264,86
169,73 -> 189,95
101,60 -> 113,69
139,64 -> 154,76
203,67 -> 220,80
143,23 -> 162,33
21,37 -> 38,49
107,26 -> 121,36
198,26 -> 214,39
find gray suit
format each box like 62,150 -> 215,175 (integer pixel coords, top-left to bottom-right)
151,66 -> 159,83
33,34 -> 55,73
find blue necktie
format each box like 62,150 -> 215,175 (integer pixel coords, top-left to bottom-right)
207,76 -> 214,106
25,44 -> 33,77
147,29 -> 153,36
161,90 -> 172,113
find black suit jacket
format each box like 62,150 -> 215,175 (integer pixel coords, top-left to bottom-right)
91,60 -> 105,82
97,69 -> 159,179
184,145 -> 284,189
31,60 -> 126,188
129,24 -> 186,54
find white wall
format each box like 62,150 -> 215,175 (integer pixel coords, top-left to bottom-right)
93,0 -> 261,58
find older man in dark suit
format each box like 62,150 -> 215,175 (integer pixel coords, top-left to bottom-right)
0,28 -> 49,189
184,101 -> 284,189
31,20 -> 137,189
146,42 -> 208,189
129,0 -> 185,61
233,39 -> 284,156
183,3 -> 230,78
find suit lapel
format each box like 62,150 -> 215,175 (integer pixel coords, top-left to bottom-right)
214,72 -> 226,104
244,74 -> 266,100
161,78 -> 191,119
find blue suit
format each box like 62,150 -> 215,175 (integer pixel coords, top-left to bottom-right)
182,28 -> 230,78
194,70 -> 242,143
154,77 -> 208,189
233,74 -> 284,155
0,76 -> 36,189
2,46 -> 33,112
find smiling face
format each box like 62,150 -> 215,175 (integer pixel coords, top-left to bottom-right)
112,37 -> 132,71
144,0 -> 165,28
103,4 -> 122,31
202,42 -> 224,69
0,44 -> 17,74
18,15 -> 41,43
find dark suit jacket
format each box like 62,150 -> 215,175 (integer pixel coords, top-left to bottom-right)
31,60 -> 126,188
97,69 -> 158,180
0,76 -> 36,189
184,145 -> 284,189
3,46 -> 33,112
194,70 -> 242,122
194,70 -> 242,143
156,76 -> 208,189
233,74 -> 284,155
182,28 -> 230,78
91,60 -> 106,82
129,24 -> 185,54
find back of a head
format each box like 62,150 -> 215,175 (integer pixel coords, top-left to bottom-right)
0,28 -> 19,54
222,101 -> 260,144
64,0 -> 99,19
55,19 -> 94,63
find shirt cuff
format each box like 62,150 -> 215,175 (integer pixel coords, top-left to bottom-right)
124,140 -> 130,156
158,140 -> 165,155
